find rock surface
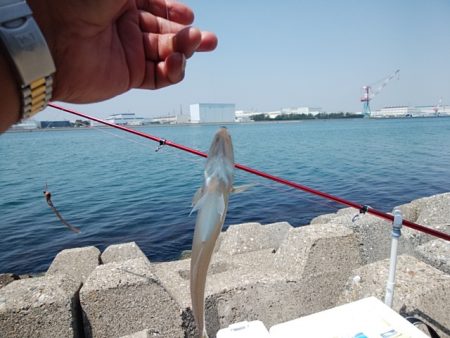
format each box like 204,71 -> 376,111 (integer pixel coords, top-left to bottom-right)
46,246 -> 101,284
0,192 -> 449,337
216,221 -> 292,256
0,274 -> 82,338
80,257 -> 183,338
0,274 -> 19,290
101,242 -> 150,264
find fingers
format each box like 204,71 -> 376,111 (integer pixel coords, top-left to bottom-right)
143,26 -> 201,61
139,11 -> 186,34
138,0 -> 194,27
140,27 -> 217,90
139,11 -> 217,51
140,52 -> 186,90
137,0 -> 218,91
197,31 -> 218,52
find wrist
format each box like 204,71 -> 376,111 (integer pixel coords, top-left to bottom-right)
0,0 -> 55,127
0,47 -> 20,132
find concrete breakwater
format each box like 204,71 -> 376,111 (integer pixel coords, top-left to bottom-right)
0,193 -> 449,338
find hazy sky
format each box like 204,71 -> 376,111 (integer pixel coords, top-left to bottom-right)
40,0 -> 450,120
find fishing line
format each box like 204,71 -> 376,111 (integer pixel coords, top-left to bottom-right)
92,123 -> 206,169
92,125 -> 156,149
48,103 -> 450,242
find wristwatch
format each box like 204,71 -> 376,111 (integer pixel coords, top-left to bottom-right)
0,0 -> 55,120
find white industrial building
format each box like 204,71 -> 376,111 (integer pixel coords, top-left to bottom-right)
371,106 -> 420,118
281,107 -> 322,115
106,113 -> 150,125
372,105 -> 450,118
190,103 -> 235,123
415,105 -> 450,117
151,115 -> 177,124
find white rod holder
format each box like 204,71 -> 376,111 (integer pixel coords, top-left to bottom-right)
385,208 -> 403,307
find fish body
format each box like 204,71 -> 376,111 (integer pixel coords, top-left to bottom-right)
190,128 -> 234,338
44,190 -> 81,233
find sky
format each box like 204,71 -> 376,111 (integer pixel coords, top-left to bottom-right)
39,0 -> 450,120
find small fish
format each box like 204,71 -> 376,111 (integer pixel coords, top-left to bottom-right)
44,185 -> 81,233
190,128 -> 235,338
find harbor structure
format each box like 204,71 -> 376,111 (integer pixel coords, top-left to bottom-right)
280,107 -> 322,116
371,106 -> 420,118
373,105 -> 450,118
151,115 -> 177,124
105,113 -> 150,126
235,107 -> 323,121
189,103 -> 236,124
10,120 -> 40,130
39,120 -> 72,128
360,70 -> 400,117
415,105 -> 450,117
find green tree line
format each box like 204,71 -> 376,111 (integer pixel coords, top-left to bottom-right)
251,112 -> 363,121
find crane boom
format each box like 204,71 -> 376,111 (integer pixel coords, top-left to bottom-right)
360,69 -> 400,117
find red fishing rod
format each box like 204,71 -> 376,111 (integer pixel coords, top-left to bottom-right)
48,103 -> 450,242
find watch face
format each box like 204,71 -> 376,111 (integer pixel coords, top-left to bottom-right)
0,1 -> 55,84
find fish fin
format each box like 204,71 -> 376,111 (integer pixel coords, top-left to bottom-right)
217,193 -> 225,217
191,187 -> 203,207
232,183 -> 254,194
190,191 -> 207,216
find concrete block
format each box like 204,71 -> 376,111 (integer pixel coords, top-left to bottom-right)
46,246 -> 100,284
339,255 -> 450,338
310,207 -> 355,225
101,241 -> 149,264
397,193 -> 450,247
120,328 -> 176,338
153,248 -> 284,337
155,222 -> 362,338
120,329 -> 150,338
80,257 -> 183,338
217,222 -> 292,256
415,239 -> 450,274
311,207 -> 415,264
0,274 -> 82,338
274,223 -> 362,278
0,273 -> 19,289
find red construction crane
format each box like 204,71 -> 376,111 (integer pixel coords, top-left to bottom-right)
361,69 -> 400,116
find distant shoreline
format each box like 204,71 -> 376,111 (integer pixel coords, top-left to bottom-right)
6,115 -> 450,133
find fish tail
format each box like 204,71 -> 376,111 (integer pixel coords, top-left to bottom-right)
201,328 -> 209,338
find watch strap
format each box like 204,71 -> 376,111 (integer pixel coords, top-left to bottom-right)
21,74 -> 53,119
0,0 -> 55,120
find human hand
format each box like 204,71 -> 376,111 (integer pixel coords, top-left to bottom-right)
28,0 -> 218,103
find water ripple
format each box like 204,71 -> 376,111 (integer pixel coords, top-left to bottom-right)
1,118 -> 450,273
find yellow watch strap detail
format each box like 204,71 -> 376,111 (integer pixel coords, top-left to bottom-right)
21,75 -> 53,119
30,77 -> 46,89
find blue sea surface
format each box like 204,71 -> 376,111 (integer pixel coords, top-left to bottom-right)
1,118 -> 450,274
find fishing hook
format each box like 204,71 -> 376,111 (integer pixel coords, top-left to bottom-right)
155,139 -> 167,152
352,205 -> 370,223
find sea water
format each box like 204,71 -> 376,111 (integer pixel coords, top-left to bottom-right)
1,118 -> 450,274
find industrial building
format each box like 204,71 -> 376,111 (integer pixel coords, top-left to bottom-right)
371,106 -> 419,118
280,107 -> 322,115
106,113 -> 150,125
372,105 -> 450,118
235,107 -> 322,121
39,120 -> 72,128
189,103 -> 235,123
